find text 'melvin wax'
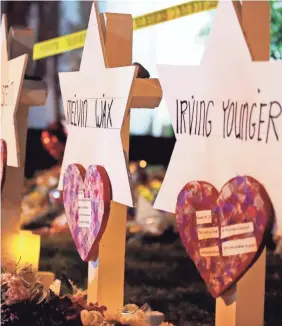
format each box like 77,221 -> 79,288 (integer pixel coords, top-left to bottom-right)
66,95 -> 114,129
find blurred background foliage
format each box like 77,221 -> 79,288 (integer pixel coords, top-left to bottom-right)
198,1 -> 282,60
271,0 -> 282,59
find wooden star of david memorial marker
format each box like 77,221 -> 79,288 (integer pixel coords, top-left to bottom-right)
154,1 -> 277,325
155,0 -> 281,230
58,2 -> 162,312
58,6 -> 136,207
1,15 -> 27,168
1,15 -> 47,264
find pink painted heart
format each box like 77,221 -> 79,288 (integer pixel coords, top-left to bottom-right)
176,176 -> 272,298
1,139 -> 7,193
63,164 -> 111,261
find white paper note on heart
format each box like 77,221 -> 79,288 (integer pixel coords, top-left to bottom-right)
78,190 -> 92,228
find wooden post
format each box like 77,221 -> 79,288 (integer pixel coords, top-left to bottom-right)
87,11 -> 162,312
1,22 -> 48,266
215,2 -> 270,326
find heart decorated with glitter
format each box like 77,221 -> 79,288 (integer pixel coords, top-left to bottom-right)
1,139 -> 7,193
63,164 -> 111,261
176,176 -> 272,298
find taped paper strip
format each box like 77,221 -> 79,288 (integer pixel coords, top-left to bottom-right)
199,245 -> 220,257
197,226 -> 219,240
196,210 -> 212,225
221,222 -> 254,239
33,1 -> 217,60
78,190 -> 92,228
78,198 -> 92,228
78,190 -> 85,199
222,237 -> 257,256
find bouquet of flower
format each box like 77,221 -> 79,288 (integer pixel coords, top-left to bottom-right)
1,262 -> 173,326
1,262 -> 105,326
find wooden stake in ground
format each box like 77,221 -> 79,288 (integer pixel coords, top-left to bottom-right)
1,16 -> 48,265
215,2 -> 270,326
88,12 -> 162,312
58,3 -> 161,313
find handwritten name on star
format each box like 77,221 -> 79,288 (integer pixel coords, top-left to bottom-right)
66,94 -> 117,129
175,89 -> 282,144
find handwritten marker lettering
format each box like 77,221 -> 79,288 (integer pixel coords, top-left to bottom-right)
67,95 -> 88,127
176,96 -> 213,136
95,94 -> 113,128
222,90 -> 282,143
66,95 -> 116,129
175,90 -> 282,143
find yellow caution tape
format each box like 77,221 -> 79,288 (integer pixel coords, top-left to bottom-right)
33,0 -> 217,61
33,30 -> 86,60
133,1 -> 217,30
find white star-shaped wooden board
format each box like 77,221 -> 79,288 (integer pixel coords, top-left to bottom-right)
1,15 -> 28,167
58,3 -> 137,207
154,0 -> 282,231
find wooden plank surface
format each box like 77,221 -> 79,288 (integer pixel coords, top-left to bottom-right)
215,2 -> 270,325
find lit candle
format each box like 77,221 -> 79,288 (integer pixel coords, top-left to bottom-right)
1,231 -> 20,265
18,230 -> 41,270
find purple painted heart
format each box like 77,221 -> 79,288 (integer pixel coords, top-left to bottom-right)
1,139 -> 7,193
63,164 -> 111,261
176,176 -> 272,298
